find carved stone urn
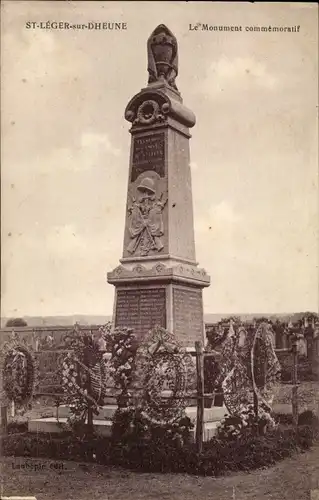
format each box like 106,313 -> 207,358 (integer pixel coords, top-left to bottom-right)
151,31 -> 175,79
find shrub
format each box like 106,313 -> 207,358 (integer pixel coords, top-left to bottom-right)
110,407 -> 194,453
298,410 -> 319,427
290,424 -> 318,451
109,425 -> 317,475
216,405 -> 274,440
5,318 -> 27,327
1,424 -> 317,475
7,421 -> 28,434
1,432 -> 112,463
274,413 -> 293,425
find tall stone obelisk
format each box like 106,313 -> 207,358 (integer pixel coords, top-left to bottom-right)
107,25 -> 210,346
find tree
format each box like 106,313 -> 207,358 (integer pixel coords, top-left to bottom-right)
5,318 -> 27,327
253,317 -> 270,325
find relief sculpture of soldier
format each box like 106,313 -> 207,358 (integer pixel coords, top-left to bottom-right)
127,175 -> 167,256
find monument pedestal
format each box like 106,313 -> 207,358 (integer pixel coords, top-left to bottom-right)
108,260 -> 209,346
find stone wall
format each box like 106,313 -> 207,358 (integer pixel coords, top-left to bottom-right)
0,326 -> 102,399
0,325 -> 101,350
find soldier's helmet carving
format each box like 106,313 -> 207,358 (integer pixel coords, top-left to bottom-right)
137,177 -> 156,194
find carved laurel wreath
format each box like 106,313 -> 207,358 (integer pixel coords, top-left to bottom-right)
132,326 -> 195,425
136,100 -> 162,125
1,335 -> 37,410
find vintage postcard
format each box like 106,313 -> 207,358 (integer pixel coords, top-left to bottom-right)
1,1 -> 318,500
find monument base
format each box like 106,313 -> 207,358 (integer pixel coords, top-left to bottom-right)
28,404 -> 227,442
107,258 -> 210,346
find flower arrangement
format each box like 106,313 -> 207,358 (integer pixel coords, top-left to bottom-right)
1,333 -> 37,412
250,323 -> 281,410
111,405 -> 194,453
142,350 -> 188,424
96,324 -> 138,407
219,322 -> 281,434
61,324 -> 139,432
217,403 -> 276,441
107,327 -> 138,407
61,325 -> 109,429
131,326 -> 195,426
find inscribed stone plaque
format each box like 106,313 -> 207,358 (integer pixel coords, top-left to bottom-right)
115,287 -> 166,338
173,286 -> 203,344
131,132 -> 165,182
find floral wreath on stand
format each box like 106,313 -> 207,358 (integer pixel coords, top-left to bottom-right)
250,322 -> 281,428
219,322 -> 281,438
0,331 -> 38,414
96,323 -> 138,407
61,325 -> 111,426
132,326 -> 195,426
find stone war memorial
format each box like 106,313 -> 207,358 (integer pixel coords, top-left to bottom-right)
3,24 -> 286,453
19,24 -> 220,440
23,25 -> 225,442
2,4 -> 319,495
107,24 -> 210,347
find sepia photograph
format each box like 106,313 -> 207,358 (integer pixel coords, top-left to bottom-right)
1,1 -> 318,499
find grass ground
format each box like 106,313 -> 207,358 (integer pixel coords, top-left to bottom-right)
2,382 -> 318,499
1,442 -> 319,500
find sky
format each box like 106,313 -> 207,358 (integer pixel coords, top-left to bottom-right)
1,1 -> 318,318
